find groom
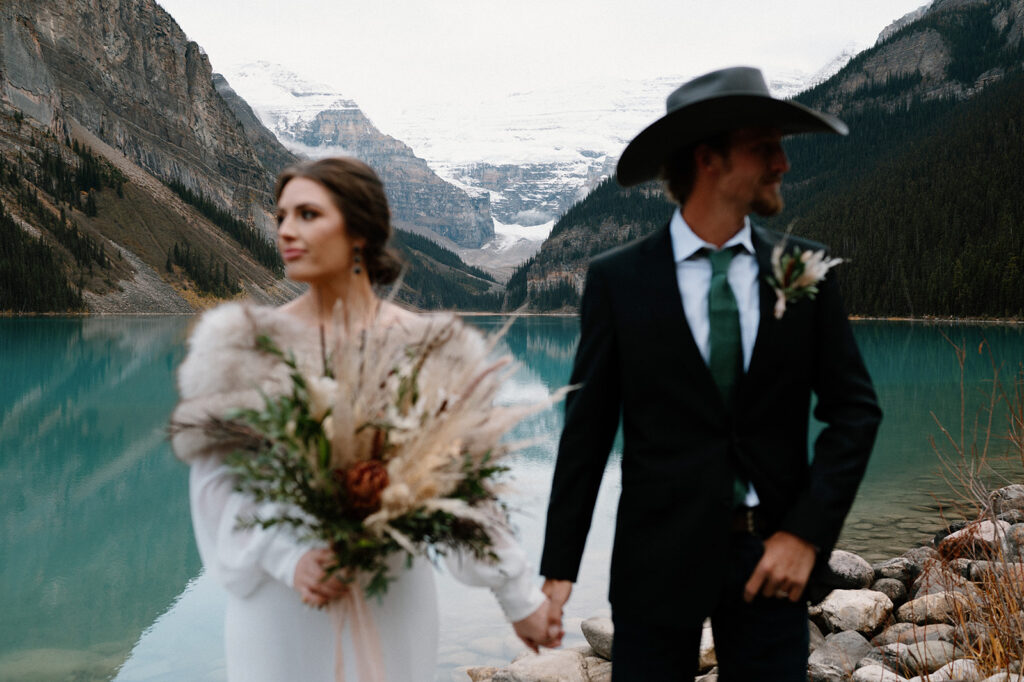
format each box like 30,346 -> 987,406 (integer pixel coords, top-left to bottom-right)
538,67 -> 882,679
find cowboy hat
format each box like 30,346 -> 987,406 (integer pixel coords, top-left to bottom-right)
616,66 -> 848,187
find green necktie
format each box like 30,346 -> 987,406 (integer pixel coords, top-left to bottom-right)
705,246 -> 747,505
707,246 -> 742,406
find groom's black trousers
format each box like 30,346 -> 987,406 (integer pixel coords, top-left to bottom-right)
610,532 -> 809,681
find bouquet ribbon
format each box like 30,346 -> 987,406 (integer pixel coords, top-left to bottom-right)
329,588 -> 386,682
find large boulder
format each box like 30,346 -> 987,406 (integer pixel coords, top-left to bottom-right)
1003,523 -> 1024,558
913,563 -> 976,599
922,658 -> 984,681
580,617 -> 613,660
899,639 -> 958,676
871,622 -> 956,647
903,547 -> 940,567
807,661 -> 848,682
857,642 -> 912,676
954,621 -> 992,649
939,520 -> 1011,560
871,578 -> 908,607
897,592 -> 971,625
969,560 -> 1024,582
497,649 -> 588,682
808,630 -> 873,675
853,664 -> 910,682
808,550 -> 876,602
998,510 -> 1024,525
583,654 -> 611,682
980,673 -> 1024,682
874,557 -> 922,587
949,557 -> 974,579
991,485 -> 1024,514
818,589 -> 893,635
809,619 -> 826,654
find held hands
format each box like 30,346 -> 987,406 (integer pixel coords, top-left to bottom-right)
743,531 -> 817,603
512,579 -> 572,653
294,547 -> 349,608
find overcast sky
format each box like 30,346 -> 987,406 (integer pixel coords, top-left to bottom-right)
158,0 -> 929,113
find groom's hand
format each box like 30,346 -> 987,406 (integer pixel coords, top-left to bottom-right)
541,579 -> 572,647
743,531 -> 816,603
513,598 -> 560,653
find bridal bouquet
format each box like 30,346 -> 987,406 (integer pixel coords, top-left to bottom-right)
208,316 -> 554,598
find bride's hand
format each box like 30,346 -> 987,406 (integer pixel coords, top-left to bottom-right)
512,598 -> 563,653
294,548 -> 349,608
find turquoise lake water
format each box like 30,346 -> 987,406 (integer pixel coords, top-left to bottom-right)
1,316 -> 1022,681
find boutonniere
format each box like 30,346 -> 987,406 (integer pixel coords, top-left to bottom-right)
766,232 -> 844,320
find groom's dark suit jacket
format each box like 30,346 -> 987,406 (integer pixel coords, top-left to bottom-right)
539,222 -> 882,624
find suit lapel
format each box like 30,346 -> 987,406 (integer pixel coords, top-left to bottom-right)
644,223 -> 727,411
744,225 -> 783,388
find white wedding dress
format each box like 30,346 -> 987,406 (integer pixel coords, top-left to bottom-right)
173,303 -> 545,682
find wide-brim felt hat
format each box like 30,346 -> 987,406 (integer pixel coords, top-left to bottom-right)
616,66 -> 848,187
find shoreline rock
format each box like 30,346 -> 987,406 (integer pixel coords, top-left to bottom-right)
466,485 -> 1024,682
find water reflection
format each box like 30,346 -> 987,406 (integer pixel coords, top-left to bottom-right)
0,317 -> 200,681
1,316 -> 1022,681
838,321 -> 1024,559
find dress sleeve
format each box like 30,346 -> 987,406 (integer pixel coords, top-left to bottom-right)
170,303 -> 291,463
189,454 -> 319,598
443,520 -> 546,623
173,303 -> 317,597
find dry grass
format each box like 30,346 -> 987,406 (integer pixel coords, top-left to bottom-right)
922,335 -> 1024,678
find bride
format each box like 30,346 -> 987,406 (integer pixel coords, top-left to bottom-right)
170,157 -> 560,681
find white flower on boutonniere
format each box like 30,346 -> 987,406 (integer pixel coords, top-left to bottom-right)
767,233 -> 844,320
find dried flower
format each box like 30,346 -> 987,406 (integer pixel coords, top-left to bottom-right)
307,376 -> 338,420
767,231 -> 844,319
342,460 -> 389,514
199,315 -> 568,598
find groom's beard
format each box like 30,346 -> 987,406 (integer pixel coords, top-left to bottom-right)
752,176 -> 784,217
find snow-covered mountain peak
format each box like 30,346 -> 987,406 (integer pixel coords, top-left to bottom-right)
224,62 -> 360,126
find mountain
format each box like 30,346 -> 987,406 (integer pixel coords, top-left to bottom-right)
877,2 -> 935,43
799,0 -> 1024,111
0,1 -> 509,314
0,0 -> 299,313
506,0 -> 1024,318
366,70 -> 844,228
220,63 -> 494,248
220,63 -> 831,275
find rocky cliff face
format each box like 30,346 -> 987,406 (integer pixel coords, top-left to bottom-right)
213,74 -> 295,181
291,108 -> 493,247
221,63 -> 494,248
1,0 -> 292,229
0,0 -> 301,312
804,0 -> 1024,113
876,3 -> 935,43
447,157 -> 617,227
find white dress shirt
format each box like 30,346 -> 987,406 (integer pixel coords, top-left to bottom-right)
669,207 -> 761,506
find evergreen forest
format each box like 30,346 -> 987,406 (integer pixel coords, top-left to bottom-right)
0,136 -> 125,313
512,2 -> 1024,317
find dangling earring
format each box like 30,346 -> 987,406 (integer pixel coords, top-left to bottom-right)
353,245 -> 363,275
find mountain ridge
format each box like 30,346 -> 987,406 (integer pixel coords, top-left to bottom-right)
505,0 -> 1024,317
219,63 -> 494,248
0,0 -> 505,313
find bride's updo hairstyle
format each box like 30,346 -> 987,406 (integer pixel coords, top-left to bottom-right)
274,157 -> 403,285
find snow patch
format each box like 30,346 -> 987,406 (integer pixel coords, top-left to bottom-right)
494,218 -> 554,243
